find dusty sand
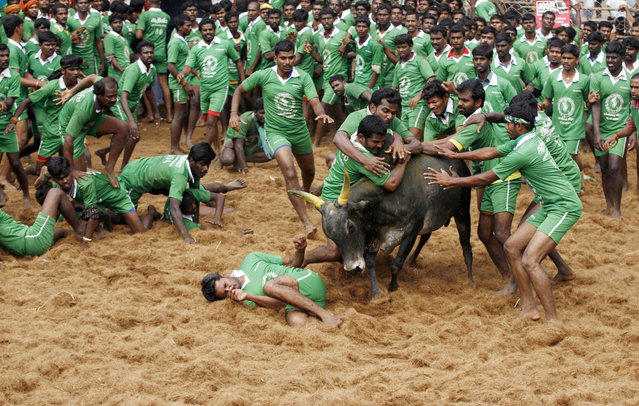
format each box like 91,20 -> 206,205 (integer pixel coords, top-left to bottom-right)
1,122 -> 639,405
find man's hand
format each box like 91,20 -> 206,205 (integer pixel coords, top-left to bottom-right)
362,154 -> 390,176
54,89 -> 75,104
433,144 -> 457,158
205,218 -> 224,228
99,61 -> 105,75
304,41 -> 313,54
442,81 -> 456,94
629,133 -> 637,151
386,136 -> 409,161
538,100 -> 550,111
464,112 -> 487,133
0,101 -> 7,112
129,122 -> 140,141
423,166 -> 459,189
408,94 -> 421,108
287,31 -> 297,41
3,122 -> 15,135
315,114 -> 334,124
176,73 -> 185,83
71,169 -> 89,182
293,235 -> 307,250
229,113 -> 246,131
588,90 -> 600,104
184,84 -> 195,98
229,288 -> 248,302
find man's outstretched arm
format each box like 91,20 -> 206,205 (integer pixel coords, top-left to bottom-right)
169,197 -> 195,243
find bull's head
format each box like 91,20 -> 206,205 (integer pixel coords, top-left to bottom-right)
289,172 -> 369,273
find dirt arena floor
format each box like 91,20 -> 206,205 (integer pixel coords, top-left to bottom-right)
1,121 -> 639,404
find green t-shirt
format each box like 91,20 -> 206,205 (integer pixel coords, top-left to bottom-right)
225,30 -> 246,84
24,37 -> 39,58
590,69 -> 631,135
122,20 -> 136,46
50,21 -> 72,56
535,112 -> 581,191
392,52 -> 435,106
0,209 -> 29,256
67,11 -> 103,59
413,31 -> 433,58
436,47 -> 476,86
530,57 -> 561,94
492,55 -> 529,94
342,83 -> 371,113
119,155 -> 200,201
23,16 -> 35,41
373,24 -> 405,87
244,17 -> 266,69
58,88 -> 109,152
166,33 -> 190,89
338,108 -> 412,139
475,0 -> 497,20
28,52 -> 61,82
512,34 -> 547,64
117,59 -> 157,110
136,7 -> 170,60
294,26 -> 316,77
542,69 -> 589,141
315,27 -> 349,85
57,172 -> 122,209
450,122 -> 495,175
258,25 -> 289,70
423,97 -> 464,141
579,51 -> 605,77
7,39 -> 28,98
0,69 -> 21,126
494,132 -> 582,213
241,66 -> 317,136
235,252 -> 316,308
321,147 -> 390,202
185,38 -> 240,90
426,46 -> 451,76
28,76 -> 71,137
353,35 -> 383,88
224,111 -> 261,151
481,72 -> 517,144
103,31 -> 132,78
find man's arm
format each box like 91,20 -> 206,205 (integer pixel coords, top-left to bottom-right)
229,84 -> 248,130
591,101 -> 604,150
169,197 -> 195,243
282,235 -> 307,268
144,86 -> 160,126
233,138 -> 249,172
333,130 -> 390,175
437,146 -> 502,161
3,97 -> 32,134
400,134 -> 421,154
381,155 -> 410,192
308,96 -> 333,124
246,49 -> 262,76
424,167 -> 499,189
235,59 -> 246,82
236,291 -> 285,309
96,36 -> 105,73
120,91 -> 141,140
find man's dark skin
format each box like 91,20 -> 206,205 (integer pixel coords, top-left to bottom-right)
263,12 -> 283,62
75,0 -> 105,73
522,17 -> 537,41
375,7 -> 398,64
540,12 -> 555,37
329,78 -> 372,105
430,30 -> 447,57
591,49 -> 626,218
170,156 -> 212,244
333,98 -> 420,176
0,48 -> 31,207
219,106 -> 269,173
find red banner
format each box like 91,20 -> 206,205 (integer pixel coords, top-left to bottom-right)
536,0 -> 571,28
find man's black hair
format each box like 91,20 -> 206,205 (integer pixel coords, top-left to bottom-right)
429,25 -> 447,37
47,156 -> 71,179
521,13 -> 535,22
129,0 -> 145,13
319,6 -> 335,17
37,30 -> 58,44
189,142 -> 216,163
110,0 -> 130,14
456,79 -> 485,106
542,11 -> 555,19
354,0 -> 370,12
495,32 -> 512,45
623,37 -> 639,50
253,97 -> 264,111
354,15 -> 369,25
179,191 -> 198,213
274,39 -> 295,55
421,80 -> 448,101
504,102 -> 535,131
94,77 -> 118,95
0,44 -> 7,53
449,23 -> 465,35
503,10 -> 520,23
172,14 -> 189,28
199,17 -> 216,31
50,2 -> 68,15
225,10 -> 239,22
2,15 -> 22,37
587,31 -> 605,44
34,18 -> 51,30
329,74 -> 345,83
394,33 -> 413,47
293,9 -> 308,22
60,54 -> 84,69
472,43 -> 493,59
376,2 -> 392,14
182,0 -> 198,11
438,2 -> 451,13
136,40 -> 155,54
599,21 -> 613,30
605,41 -> 625,57
202,273 -> 223,301
583,21 -> 598,31
490,14 -> 502,22
555,26 -> 576,42
481,26 -> 497,36
510,91 -> 537,113
547,37 -> 566,50
370,88 -> 401,107
109,12 -> 126,24
561,44 -> 580,58
358,115 -> 388,139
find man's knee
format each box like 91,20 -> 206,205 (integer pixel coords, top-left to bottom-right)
503,237 -> 521,259
220,149 -> 235,166
282,165 -> 298,184
286,310 -> 310,327
521,251 -> 540,273
477,222 -> 492,244
493,223 -> 511,245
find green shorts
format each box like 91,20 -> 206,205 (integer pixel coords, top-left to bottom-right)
111,101 -> 138,122
201,86 -> 229,115
262,129 -> 313,157
285,269 -> 326,312
172,87 -> 187,103
594,135 -> 626,158
68,116 -> 107,159
153,56 -> 167,74
564,139 -> 581,156
526,207 -> 582,244
24,212 -> 55,256
402,103 -> 428,130
97,184 -> 136,214
37,128 -> 63,159
0,130 -> 19,153
321,82 -> 339,105
480,179 -> 522,215
228,82 -> 238,95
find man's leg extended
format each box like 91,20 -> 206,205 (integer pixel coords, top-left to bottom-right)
41,187 -> 82,232
96,117 -> 129,186
262,275 -> 341,327
170,97 -> 188,154
274,146 -> 316,237
302,237 -> 341,266
6,151 -> 31,206
597,154 -> 613,214
158,73 -> 173,121
477,213 -> 510,278
607,153 -> 624,218
294,152 -> 315,193
185,87 -> 201,148
521,231 -> 561,321
503,222 -> 539,320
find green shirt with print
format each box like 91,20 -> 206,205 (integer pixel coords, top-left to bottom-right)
392,53 -> 435,106
28,52 -> 61,81
353,35 -> 383,88
590,69 -> 631,136
136,7 -> 171,61
436,48 -> 476,86
338,108 -> 412,139
186,38 -> 240,91
542,69 -> 589,141
103,31 -> 132,81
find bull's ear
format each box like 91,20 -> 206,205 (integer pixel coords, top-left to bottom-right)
347,200 -> 368,212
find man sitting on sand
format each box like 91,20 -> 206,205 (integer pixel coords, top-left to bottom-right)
201,235 -> 344,328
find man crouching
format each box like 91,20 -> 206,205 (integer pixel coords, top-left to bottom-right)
201,236 -> 344,328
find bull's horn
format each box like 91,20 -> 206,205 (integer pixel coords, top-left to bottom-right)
288,190 -> 325,209
337,171 -> 351,206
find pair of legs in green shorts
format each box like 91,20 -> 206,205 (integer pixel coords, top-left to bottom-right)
261,128 -> 313,158
480,179 -> 522,215
402,102 -> 428,131
23,212 -> 56,256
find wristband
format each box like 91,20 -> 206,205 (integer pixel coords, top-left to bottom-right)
9,116 -> 18,124
83,237 -> 92,242
614,132 -> 621,141
181,80 -> 188,87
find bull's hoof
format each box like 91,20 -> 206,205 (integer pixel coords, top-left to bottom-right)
467,280 -> 475,289
405,258 -> 417,269
388,281 -> 398,292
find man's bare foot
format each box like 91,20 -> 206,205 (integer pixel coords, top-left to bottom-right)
0,189 -> 8,207
518,307 -> 541,321
305,224 -> 317,239
34,166 -> 51,189
601,207 -> 611,216
321,313 -> 343,329
552,270 -> 576,282
225,178 -> 247,191
95,149 -> 108,166
105,170 -> 119,188
593,162 -> 601,173
497,278 -> 518,296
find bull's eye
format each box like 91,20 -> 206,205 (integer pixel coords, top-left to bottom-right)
346,220 -> 356,233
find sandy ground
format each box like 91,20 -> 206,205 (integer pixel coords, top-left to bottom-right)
1,122 -> 639,405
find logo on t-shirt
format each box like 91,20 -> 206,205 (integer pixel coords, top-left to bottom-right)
274,92 -> 297,119
557,96 -> 576,118
453,72 -> 468,85
399,77 -> 411,98
526,51 -> 539,64
604,93 -> 624,114
202,55 -> 218,77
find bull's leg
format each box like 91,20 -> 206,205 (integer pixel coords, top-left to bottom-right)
455,208 -> 474,288
405,232 -> 431,268
364,250 -> 381,301
389,226 -> 421,292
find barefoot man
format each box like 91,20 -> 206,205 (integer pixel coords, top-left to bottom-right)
425,102 -> 582,321
230,39 -> 334,237
201,235 -> 344,328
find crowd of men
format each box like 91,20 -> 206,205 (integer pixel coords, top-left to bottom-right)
0,0 -> 638,327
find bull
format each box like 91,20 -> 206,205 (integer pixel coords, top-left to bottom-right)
289,154 -> 473,300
